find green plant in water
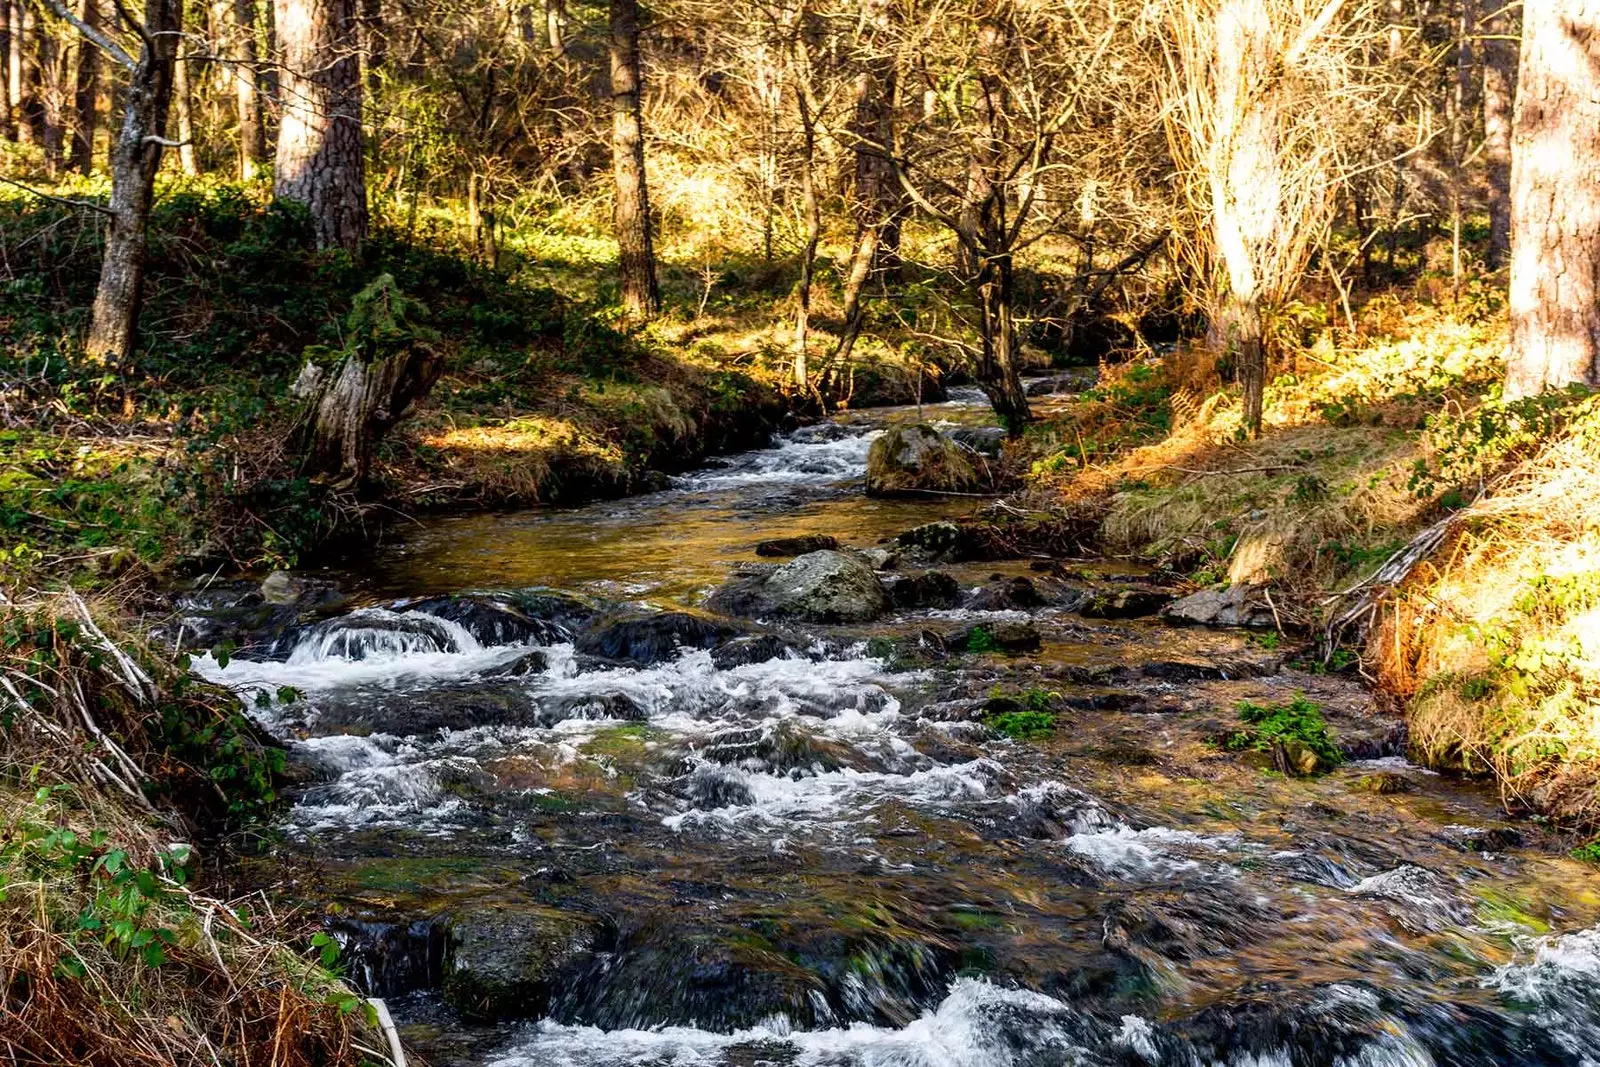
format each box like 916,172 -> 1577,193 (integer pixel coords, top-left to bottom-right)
965,626 -> 999,654
1572,839 -> 1600,865
1226,693 -> 1343,769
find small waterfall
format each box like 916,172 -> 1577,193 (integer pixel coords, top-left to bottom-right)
283,609 -> 479,664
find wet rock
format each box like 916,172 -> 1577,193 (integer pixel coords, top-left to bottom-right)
543,690 -> 650,723
710,634 -> 803,669
949,426 -> 1008,457
886,571 -> 962,610
1353,771 -> 1412,795
575,612 -> 739,665
858,547 -> 899,570
894,520 -> 980,562
441,905 -> 608,1021
707,550 -> 890,624
947,620 -> 1041,654
160,584 -> 300,654
755,534 -> 839,557
1137,656 -> 1280,682
1277,738 -> 1322,777
260,570 -> 346,611
1163,585 -> 1276,629
328,917 -> 447,996
403,594 -> 569,646
483,649 -> 551,677
1441,824 -> 1524,853
308,681 -> 537,736
1078,588 -> 1174,619
866,424 -> 982,497
511,588 -> 607,631
967,576 -> 1048,612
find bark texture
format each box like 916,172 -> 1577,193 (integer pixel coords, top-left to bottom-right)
84,0 -> 182,365
12,0 -> 33,145
1209,0 -> 1278,437
1505,0 -> 1600,398
274,0 -> 367,250
69,0 -> 96,173
302,347 -> 440,483
1481,1 -> 1516,270
172,41 -> 200,175
608,0 -> 660,318
0,1 -> 11,139
226,0 -> 264,178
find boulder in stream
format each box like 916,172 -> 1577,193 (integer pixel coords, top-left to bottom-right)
441,904 -> 609,1021
1163,585 -> 1276,629
886,570 -> 962,610
402,593 -> 571,645
707,550 -> 890,623
865,424 -> 982,497
947,620 -> 1041,654
1079,587 -> 1174,619
575,611 -> 740,665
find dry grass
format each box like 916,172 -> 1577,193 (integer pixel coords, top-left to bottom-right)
0,595 -> 386,1066
1377,398 -> 1600,821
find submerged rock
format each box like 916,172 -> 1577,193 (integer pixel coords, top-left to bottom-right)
707,550 -> 890,623
575,612 -> 740,664
441,905 -> 609,1021
402,593 -> 570,646
1164,585 -> 1276,629
755,534 -> 839,557
1079,588 -> 1174,619
866,423 -> 982,497
710,633 -> 804,669
886,570 -> 962,610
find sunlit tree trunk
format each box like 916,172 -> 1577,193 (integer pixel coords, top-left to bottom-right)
85,0 -> 183,365
608,0 -> 659,318
1210,0 -> 1277,437
172,38 -> 200,175
544,0 -> 563,56
274,0 -> 367,251
226,0 -> 264,178
69,0 -> 97,173
358,0 -> 381,171
1447,0 -> 1473,298
1504,0 -> 1600,397
1481,0 -> 1516,270
792,86 -> 819,389
37,12 -> 62,171
13,0 -> 35,145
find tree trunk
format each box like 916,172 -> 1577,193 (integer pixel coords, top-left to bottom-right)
358,0 -> 380,171
36,10 -> 61,171
978,254 -> 1031,434
172,39 -> 200,175
299,348 -> 441,484
0,1 -> 11,140
1481,0 -> 1516,270
793,91 -> 819,390
68,0 -> 96,173
828,224 -> 877,372
544,0 -> 563,56
1504,0 -> 1600,398
226,0 -> 264,178
608,0 -> 659,318
84,0 -> 182,365
1210,0 -> 1279,438
13,0 -> 34,145
274,0 -> 367,251
1448,0 -> 1473,298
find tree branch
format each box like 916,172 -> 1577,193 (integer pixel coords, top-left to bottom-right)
0,175 -> 115,217
43,0 -> 136,69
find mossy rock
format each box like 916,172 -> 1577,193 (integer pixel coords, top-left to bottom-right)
866,424 -> 981,497
441,904 -> 610,1021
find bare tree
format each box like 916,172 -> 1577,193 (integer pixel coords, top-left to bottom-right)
1163,0 -> 1372,436
274,0 -> 367,250
1504,0 -> 1600,397
48,0 -> 183,363
609,0 -> 660,318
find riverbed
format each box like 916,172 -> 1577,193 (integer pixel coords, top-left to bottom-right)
191,386 -> 1600,1067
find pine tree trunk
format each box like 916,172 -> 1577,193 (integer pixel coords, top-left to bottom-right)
274,0 -> 367,251
1505,0 -> 1600,398
608,0 -> 659,318
68,0 -> 96,173
13,0 -> 34,145
36,13 -> 61,171
84,0 -> 183,365
228,0 -> 264,178
1481,0 -> 1516,271
0,1 -> 11,140
173,42 -> 200,175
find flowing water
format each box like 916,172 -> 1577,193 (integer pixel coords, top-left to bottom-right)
189,386 -> 1600,1067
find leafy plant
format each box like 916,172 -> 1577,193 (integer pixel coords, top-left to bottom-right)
1226,693 -> 1343,769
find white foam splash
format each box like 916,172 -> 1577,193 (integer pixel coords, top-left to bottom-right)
1062,825 -> 1227,880
484,978 -> 1085,1067
673,428 -> 881,490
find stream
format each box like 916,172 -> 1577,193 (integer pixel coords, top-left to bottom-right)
185,384 -> 1600,1067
